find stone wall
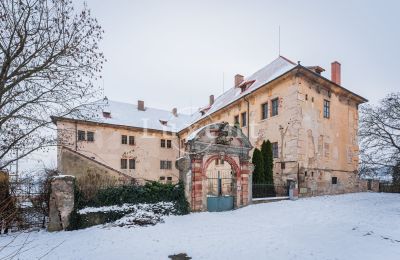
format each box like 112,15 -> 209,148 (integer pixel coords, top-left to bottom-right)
48,176 -> 75,232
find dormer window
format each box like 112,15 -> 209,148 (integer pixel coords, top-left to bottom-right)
102,111 -> 111,118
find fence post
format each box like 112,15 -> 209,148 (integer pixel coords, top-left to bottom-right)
48,175 -> 75,232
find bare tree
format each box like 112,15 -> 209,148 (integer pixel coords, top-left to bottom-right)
0,0 -> 105,170
359,92 -> 400,177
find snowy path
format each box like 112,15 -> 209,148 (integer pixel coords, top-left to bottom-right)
1,192 -> 400,260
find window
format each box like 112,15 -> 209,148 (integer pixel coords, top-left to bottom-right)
215,158 -> 219,165
241,112 -> 247,127
272,142 -> 279,158
160,160 -> 172,170
159,176 -> 165,181
332,177 -> 338,185
121,159 -> 127,169
234,115 -> 239,125
77,130 -> 85,141
272,98 -> 279,116
305,94 -> 308,101
129,159 -> 135,169
121,135 -> 127,144
161,139 -> 166,148
87,131 -> 94,142
167,176 -> 172,184
261,103 -> 268,120
324,100 -> 330,119
129,136 -> 135,145
167,140 -> 172,148
281,162 -> 285,169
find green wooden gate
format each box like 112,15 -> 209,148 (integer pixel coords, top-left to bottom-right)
206,169 -> 235,212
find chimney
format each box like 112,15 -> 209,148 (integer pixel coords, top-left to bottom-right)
209,95 -> 215,106
234,74 -> 244,87
331,61 -> 341,85
172,107 -> 178,117
138,100 -> 145,111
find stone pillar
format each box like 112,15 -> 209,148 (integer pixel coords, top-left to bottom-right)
48,175 -> 75,232
191,158 -> 203,211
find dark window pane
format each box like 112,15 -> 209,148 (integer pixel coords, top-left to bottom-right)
262,103 -> 268,119
121,135 -> 127,144
167,140 -> 172,148
234,115 -> 239,125
272,98 -> 279,116
129,136 -> 135,145
129,159 -> 135,169
332,177 -> 337,184
272,142 -> 279,158
78,130 -> 85,141
160,176 -> 165,180
121,159 -> 127,169
87,131 -> 94,142
324,100 -> 330,118
161,139 -> 166,148
241,112 -> 247,127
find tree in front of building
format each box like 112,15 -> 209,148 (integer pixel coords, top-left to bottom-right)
0,0 -> 105,170
251,148 -> 265,183
392,161 -> 400,185
261,140 -> 274,184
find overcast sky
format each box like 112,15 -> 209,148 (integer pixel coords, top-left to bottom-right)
16,0 -> 400,172
73,0 -> 399,110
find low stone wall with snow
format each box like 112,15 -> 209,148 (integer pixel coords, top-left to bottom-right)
73,202 -> 177,229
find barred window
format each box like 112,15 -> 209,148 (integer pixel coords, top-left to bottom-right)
272,98 -> 279,116
262,102 -> 268,120
121,159 -> 127,169
87,131 -> 94,142
121,135 -> 127,144
129,159 -> 135,169
78,130 -> 85,141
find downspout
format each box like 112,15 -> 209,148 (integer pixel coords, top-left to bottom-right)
177,133 -> 181,157
243,97 -> 250,138
74,121 -> 78,151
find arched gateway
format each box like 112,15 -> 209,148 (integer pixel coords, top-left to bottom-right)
177,122 -> 253,212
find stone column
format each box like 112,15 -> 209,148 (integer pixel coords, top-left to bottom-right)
191,158 -> 203,211
48,175 -> 75,232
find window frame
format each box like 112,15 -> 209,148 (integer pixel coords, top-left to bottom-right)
120,158 -> 127,169
77,130 -> 85,141
167,140 -> 172,148
86,131 -> 94,142
161,139 -> 166,148
323,99 -> 330,119
332,177 -> 338,185
121,135 -> 127,144
129,158 -> 135,169
128,136 -> 135,145
272,142 -> 279,158
234,115 -> 239,125
241,112 -> 247,127
261,102 -> 269,120
271,98 -> 279,117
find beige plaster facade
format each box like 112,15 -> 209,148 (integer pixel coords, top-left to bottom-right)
54,56 -> 368,196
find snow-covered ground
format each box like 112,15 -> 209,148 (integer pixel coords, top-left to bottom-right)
1,192 -> 399,260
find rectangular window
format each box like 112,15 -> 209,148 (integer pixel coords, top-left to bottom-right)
161,160 -> 172,170
87,131 -> 94,142
121,159 -> 127,169
167,176 -> 172,184
161,139 -> 166,148
129,159 -> 135,169
324,100 -> 330,119
272,98 -> 279,116
261,102 -> 268,120
121,135 -> 127,144
234,115 -> 239,125
241,112 -> 247,127
272,142 -> 279,158
167,140 -> 172,148
77,130 -> 85,141
332,177 -> 338,185
129,136 -> 135,145
159,176 -> 165,181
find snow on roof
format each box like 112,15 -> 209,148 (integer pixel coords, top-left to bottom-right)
59,56 -> 296,133
184,56 -> 297,127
